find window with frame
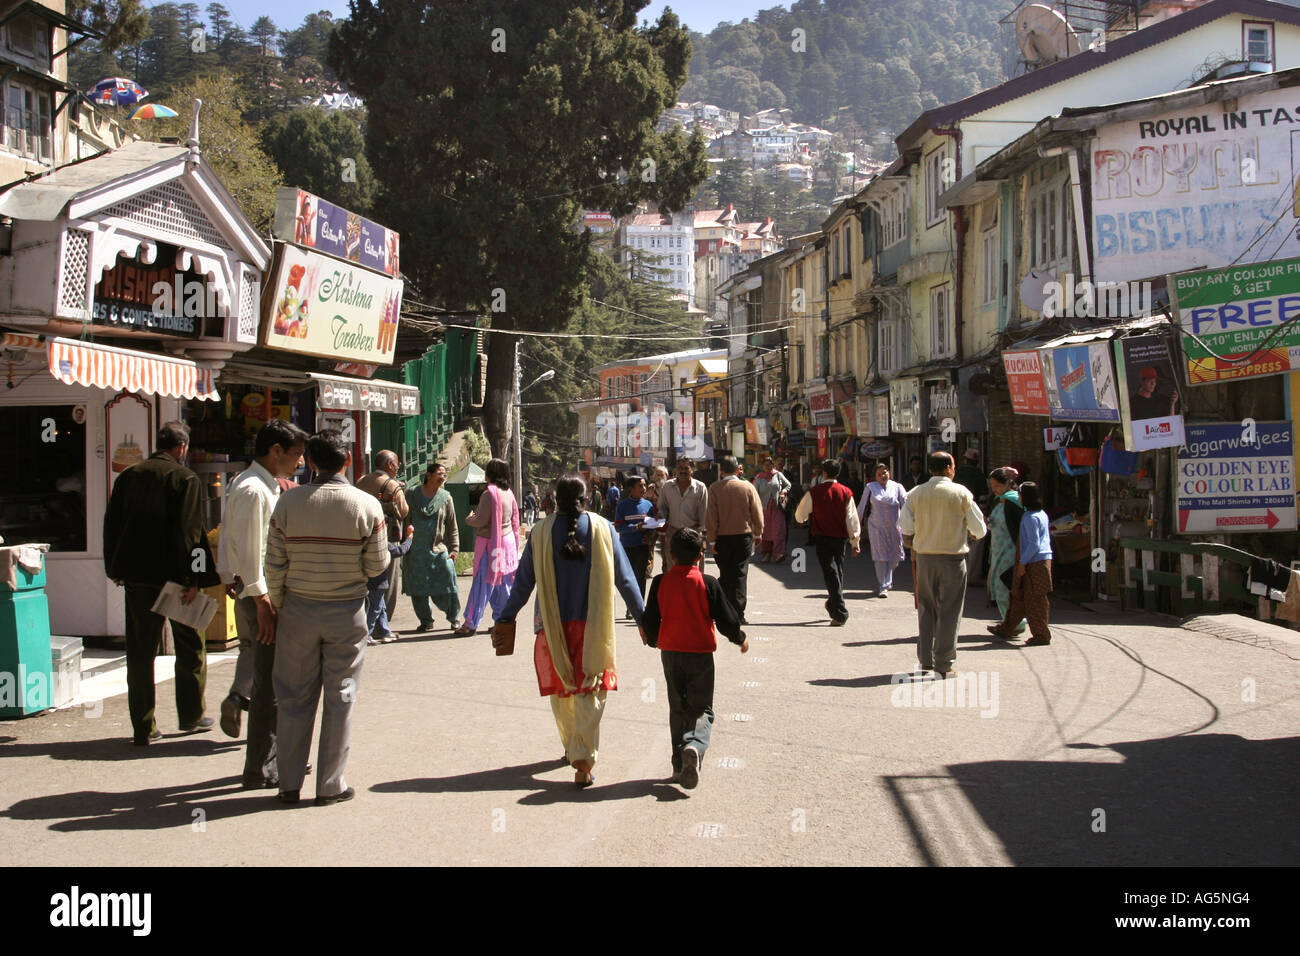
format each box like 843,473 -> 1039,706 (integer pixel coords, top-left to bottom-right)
4,13 -> 51,67
925,145 -> 950,228
930,282 -> 952,359
878,313 -> 899,376
4,81 -> 52,162
1244,22 -> 1273,63
980,197 -> 999,306
1028,164 -> 1073,269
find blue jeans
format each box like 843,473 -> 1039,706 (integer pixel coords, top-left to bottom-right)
661,650 -> 714,771
366,578 -> 392,637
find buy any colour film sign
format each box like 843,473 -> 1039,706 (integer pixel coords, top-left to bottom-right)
1169,256 -> 1300,384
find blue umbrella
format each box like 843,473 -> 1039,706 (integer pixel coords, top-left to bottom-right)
87,77 -> 148,106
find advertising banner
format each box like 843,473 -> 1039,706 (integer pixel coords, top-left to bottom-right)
274,187 -> 400,277
263,244 -> 404,365
314,375 -> 421,416
1038,343 -> 1121,422
1169,256 -> 1300,384
1002,349 -> 1050,416
890,377 -> 922,434
927,381 -> 959,432
1114,334 -> 1185,450
1091,86 -> 1300,283
1175,422 -> 1296,534
92,242 -> 207,338
1043,426 -> 1068,450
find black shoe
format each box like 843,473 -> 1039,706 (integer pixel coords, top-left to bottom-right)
934,668 -> 957,679
414,622 -> 435,633
132,729 -> 162,746
315,786 -> 355,806
278,789 -> 300,804
680,747 -> 700,790
829,617 -> 847,627
241,776 -> 277,790
179,716 -> 214,735
219,694 -> 244,738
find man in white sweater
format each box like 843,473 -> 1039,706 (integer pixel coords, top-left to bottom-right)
265,429 -> 389,806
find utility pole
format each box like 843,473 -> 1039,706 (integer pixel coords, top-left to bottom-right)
512,338 -> 523,496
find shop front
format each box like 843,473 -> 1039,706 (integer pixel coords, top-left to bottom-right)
888,375 -> 924,480
0,140 -> 270,637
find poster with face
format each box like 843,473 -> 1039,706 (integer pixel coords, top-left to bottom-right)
1115,334 -> 1185,450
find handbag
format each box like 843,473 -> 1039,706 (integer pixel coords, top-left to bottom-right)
1099,434 -> 1140,476
491,620 -> 516,656
1063,425 -> 1099,467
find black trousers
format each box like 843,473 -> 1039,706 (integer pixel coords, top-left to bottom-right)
661,650 -> 715,771
625,544 -> 650,601
124,584 -> 206,739
243,631 -> 278,785
813,536 -> 849,622
713,532 -> 753,620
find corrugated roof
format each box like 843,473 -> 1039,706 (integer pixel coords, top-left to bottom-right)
0,141 -> 189,221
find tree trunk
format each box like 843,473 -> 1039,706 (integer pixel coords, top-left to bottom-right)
483,330 -> 516,459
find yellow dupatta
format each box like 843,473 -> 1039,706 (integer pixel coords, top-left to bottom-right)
532,511 -> 617,694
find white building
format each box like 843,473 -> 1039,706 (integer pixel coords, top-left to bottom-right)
749,129 -> 798,164
618,210 -> 696,301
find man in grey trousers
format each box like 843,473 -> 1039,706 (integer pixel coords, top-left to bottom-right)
265,430 -> 390,805
898,451 -> 988,678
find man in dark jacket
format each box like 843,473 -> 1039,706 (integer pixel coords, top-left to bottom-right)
104,421 -> 215,745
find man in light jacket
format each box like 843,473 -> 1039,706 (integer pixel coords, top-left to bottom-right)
704,455 -> 764,624
265,430 -> 389,806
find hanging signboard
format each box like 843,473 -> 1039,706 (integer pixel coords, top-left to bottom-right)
1175,422 -> 1296,534
1043,426 -> 1068,450
1002,349 -> 1050,416
274,187 -> 400,277
1091,86 -> 1300,283
262,244 -> 404,365
1038,343 -> 1121,422
91,242 -> 208,338
808,386 -> 836,426
313,375 -> 421,415
927,381 -> 960,432
889,376 -> 922,434
744,418 -> 769,445
1114,334 -> 1186,450
1169,256 -> 1300,384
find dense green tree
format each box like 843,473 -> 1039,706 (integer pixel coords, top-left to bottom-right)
330,0 -> 710,456
262,106 -> 376,213
67,0 -> 150,55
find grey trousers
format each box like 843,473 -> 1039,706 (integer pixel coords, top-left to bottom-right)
228,596 -> 257,702
272,591 -> 368,797
914,553 -> 968,672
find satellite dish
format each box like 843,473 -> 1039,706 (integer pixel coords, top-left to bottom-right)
1019,268 -> 1055,313
1016,3 -> 1081,67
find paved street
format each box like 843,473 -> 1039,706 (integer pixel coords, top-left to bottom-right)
2,544 -> 1297,867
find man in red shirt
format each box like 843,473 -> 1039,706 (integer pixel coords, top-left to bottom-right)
642,529 -> 748,789
793,458 -> 862,626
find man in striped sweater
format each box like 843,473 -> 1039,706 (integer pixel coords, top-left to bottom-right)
265,429 -> 390,806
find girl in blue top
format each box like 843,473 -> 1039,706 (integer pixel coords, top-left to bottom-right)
989,481 -> 1054,646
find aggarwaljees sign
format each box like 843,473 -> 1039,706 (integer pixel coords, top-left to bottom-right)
261,244 -> 404,364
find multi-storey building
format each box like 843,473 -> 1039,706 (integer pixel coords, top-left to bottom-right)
617,210 -> 696,302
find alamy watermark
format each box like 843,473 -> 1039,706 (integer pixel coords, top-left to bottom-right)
1042,274 -> 1153,319
890,670 -> 999,718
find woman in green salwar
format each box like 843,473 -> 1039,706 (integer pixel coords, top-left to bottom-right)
403,462 -> 462,632
987,467 -> 1026,635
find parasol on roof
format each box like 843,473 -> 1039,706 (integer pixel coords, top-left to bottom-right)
127,103 -> 178,120
86,77 -> 148,106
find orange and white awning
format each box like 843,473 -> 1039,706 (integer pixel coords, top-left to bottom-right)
46,337 -> 218,401
1,332 -> 42,350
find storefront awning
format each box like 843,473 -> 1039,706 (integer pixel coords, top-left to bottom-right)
307,372 -> 421,416
47,336 -> 217,400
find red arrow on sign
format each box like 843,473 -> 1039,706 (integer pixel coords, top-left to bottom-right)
1214,509 -> 1280,529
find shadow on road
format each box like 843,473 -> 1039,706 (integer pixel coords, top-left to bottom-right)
890,734 -> 1300,865
374,759 -> 688,804
0,776 -> 269,831
0,734 -> 241,762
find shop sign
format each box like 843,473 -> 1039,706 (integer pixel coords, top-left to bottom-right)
1038,343 -> 1120,422
928,382 -> 959,432
860,440 -> 894,459
890,377 -> 922,434
808,387 -> 836,426
838,402 -> 856,435
816,426 -> 828,458
263,245 -> 404,365
744,418 -> 769,444
855,395 -> 876,436
791,402 -> 810,430
1043,426 -> 1068,450
1175,422 -> 1296,534
1002,349 -> 1050,416
1091,86 -> 1300,283
91,242 -> 207,338
317,377 -> 421,415
1114,334 -> 1186,450
274,187 -> 400,277
1170,256 -> 1300,384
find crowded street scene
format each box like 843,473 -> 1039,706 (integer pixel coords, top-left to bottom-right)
0,0 -> 1293,920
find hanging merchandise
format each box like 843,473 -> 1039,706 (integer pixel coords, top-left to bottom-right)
1099,432 -> 1140,476
1057,447 -> 1094,476
1063,424 -> 1099,468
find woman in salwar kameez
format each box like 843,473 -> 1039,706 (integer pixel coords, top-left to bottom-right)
753,457 -> 791,563
493,474 -> 646,787
857,463 -> 907,595
457,458 -> 520,636
403,462 -> 461,632
986,467 -> 1027,634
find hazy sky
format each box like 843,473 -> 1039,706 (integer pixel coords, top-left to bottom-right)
205,1 -> 785,36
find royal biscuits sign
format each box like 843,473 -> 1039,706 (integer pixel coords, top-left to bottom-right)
262,244 -> 404,364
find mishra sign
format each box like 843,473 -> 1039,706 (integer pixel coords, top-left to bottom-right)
92,243 -> 208,338
262,244 -> 404,364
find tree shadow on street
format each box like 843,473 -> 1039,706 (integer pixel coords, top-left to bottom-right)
374,759 -> 688,804
888,734 -> 1300,865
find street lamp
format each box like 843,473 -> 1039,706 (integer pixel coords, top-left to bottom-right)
513,340 -> 555,497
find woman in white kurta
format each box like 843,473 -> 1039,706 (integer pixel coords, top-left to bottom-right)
857,463 -> 907,596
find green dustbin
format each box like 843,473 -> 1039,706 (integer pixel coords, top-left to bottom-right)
0,545 -> 54,718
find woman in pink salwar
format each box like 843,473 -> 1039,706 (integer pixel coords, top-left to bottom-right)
754,457 -> 791,563
457,458 -> 520,636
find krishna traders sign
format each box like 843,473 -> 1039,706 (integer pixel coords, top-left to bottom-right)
1169,256 -> 1300,384
1091,86 -> 1300,283
262,244 -> 404,364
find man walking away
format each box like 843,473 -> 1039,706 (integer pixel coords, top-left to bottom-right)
705,455 -> 764,624
658,458 -> 708,569
794,458 -> 861,626
266,430 -> 389,806
104,421 -> 219,745
899,451 -> 988,678
216,420 -> 308,787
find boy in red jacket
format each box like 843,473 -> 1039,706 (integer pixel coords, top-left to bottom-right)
642,528 -> 748,790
